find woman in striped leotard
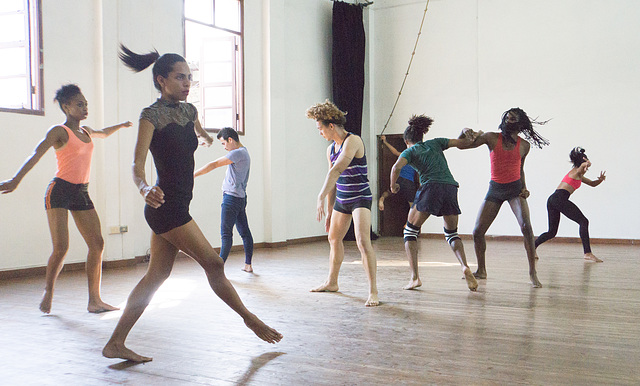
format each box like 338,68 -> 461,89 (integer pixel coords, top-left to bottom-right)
306,100 -> 379,307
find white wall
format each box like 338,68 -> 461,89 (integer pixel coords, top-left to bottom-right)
370,0 -> 640,239
0,0 -> 334,271
2,0 -> 637,272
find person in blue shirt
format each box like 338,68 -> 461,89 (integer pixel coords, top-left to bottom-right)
378,135 -> 417,211
195,127 -> 254,273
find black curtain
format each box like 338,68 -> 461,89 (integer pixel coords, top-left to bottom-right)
332,2 -> 377,241
332,1 -> 365,136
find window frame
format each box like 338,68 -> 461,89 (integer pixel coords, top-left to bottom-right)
183,0 -> 244,135
0,0 -> 44,116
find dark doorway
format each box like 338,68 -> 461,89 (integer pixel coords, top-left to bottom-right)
377,134 -> 414,236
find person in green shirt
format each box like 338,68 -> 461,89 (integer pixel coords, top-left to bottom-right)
390,114 -> 479,291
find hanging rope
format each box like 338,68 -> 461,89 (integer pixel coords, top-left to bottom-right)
380,0 -> 430,135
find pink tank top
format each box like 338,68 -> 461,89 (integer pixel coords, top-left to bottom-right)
490,135 -> 521,183
55,125 -> 93,184
561,173 -> 582,190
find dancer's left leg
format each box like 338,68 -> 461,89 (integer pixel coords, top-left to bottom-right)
508,197 -> 542,288
72,209 -> 118,313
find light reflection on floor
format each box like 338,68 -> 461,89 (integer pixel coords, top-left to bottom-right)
100,277 -> 197,320
345,260 -> 477,267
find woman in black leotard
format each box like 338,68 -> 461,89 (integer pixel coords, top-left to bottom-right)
103,45 -> 282,363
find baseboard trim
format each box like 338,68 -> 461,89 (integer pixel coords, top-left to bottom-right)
3,234 -> 635,280
419,233 -> 640,245
0,235 -> 329,280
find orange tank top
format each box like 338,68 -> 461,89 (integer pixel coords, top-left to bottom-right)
490,135 -> 521,183
55,125 -> 93,184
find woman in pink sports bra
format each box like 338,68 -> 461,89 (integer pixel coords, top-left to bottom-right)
535,147 -> 606,262
0,84 -> 131,313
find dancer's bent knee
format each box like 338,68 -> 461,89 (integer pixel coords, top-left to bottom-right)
404,221 -> 420,243
444,227 -> 460,247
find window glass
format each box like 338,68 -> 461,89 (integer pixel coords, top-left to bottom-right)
214,0 -> 240,32
0,0 -> 43,114
184,0 -> 213,24
184,0 -> 243,133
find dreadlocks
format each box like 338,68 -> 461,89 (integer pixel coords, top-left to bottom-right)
499,107 -> 550,149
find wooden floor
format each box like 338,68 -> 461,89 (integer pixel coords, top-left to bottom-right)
1,237 -> 639,385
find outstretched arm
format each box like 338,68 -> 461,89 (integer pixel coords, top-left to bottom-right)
132,119 -> 164,208
0,126 -> 64,194
194,156 -> 232,177
456,128 -> 488,149
583,171 -> 606,187
87,121 -> 133,139
380,135 -> 402,156
448,129 -> 483,149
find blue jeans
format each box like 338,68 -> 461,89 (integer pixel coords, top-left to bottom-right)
220,193 -> 253,264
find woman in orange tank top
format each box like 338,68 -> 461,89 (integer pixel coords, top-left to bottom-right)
458,108 -> 549,288
0,84 -> 131,314
535,147 -> 606,262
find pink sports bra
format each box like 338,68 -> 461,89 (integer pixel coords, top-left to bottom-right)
561,173 -> 581,190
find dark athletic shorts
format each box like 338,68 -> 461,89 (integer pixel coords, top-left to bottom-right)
398,176 -> 417,204
144,197 -> 192,235
413,182 -> 461,217
333,198 -> 372,214
484,179 -> 523,204
44,177 -> 94,211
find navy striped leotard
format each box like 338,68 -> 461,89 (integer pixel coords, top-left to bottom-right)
330,133 -> 372,209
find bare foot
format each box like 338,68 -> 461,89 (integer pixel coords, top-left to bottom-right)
244,315 -> 283,344
378,197 -> 385,211
102,341 -> 152,362
530,272 -> 543,288
584,253 -> 603,262
241,264 -> 254,273
473,270 -> 487,280
463,267 -> 478,291
365,293 -> 380,307
403,278 -> 422,290
39,291 -> 53,314
88,300 -> 120,314
310,282 -> 339,292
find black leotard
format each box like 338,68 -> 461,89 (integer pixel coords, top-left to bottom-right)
141,98 -> 198,234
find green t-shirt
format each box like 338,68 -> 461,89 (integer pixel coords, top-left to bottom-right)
400,138 -> 458,187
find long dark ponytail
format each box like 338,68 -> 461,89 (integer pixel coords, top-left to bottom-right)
119,44 -> 186,91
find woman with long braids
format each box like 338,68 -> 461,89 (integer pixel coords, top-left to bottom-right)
390,115 -> 479,291
461,108 -> 549,288
0,84 -> 130,314
103,45 -> 281,362
535,147 -> 606,262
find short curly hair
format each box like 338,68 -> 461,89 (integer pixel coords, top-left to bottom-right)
306,100 -> 347,126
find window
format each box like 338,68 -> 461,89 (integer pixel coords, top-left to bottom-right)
0,0 -> 43,115
184,0 -> 243,134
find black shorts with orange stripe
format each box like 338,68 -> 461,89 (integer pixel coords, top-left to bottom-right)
44,177 -> 94,211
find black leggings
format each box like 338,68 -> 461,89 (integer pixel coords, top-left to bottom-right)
535,189 -> 591,253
